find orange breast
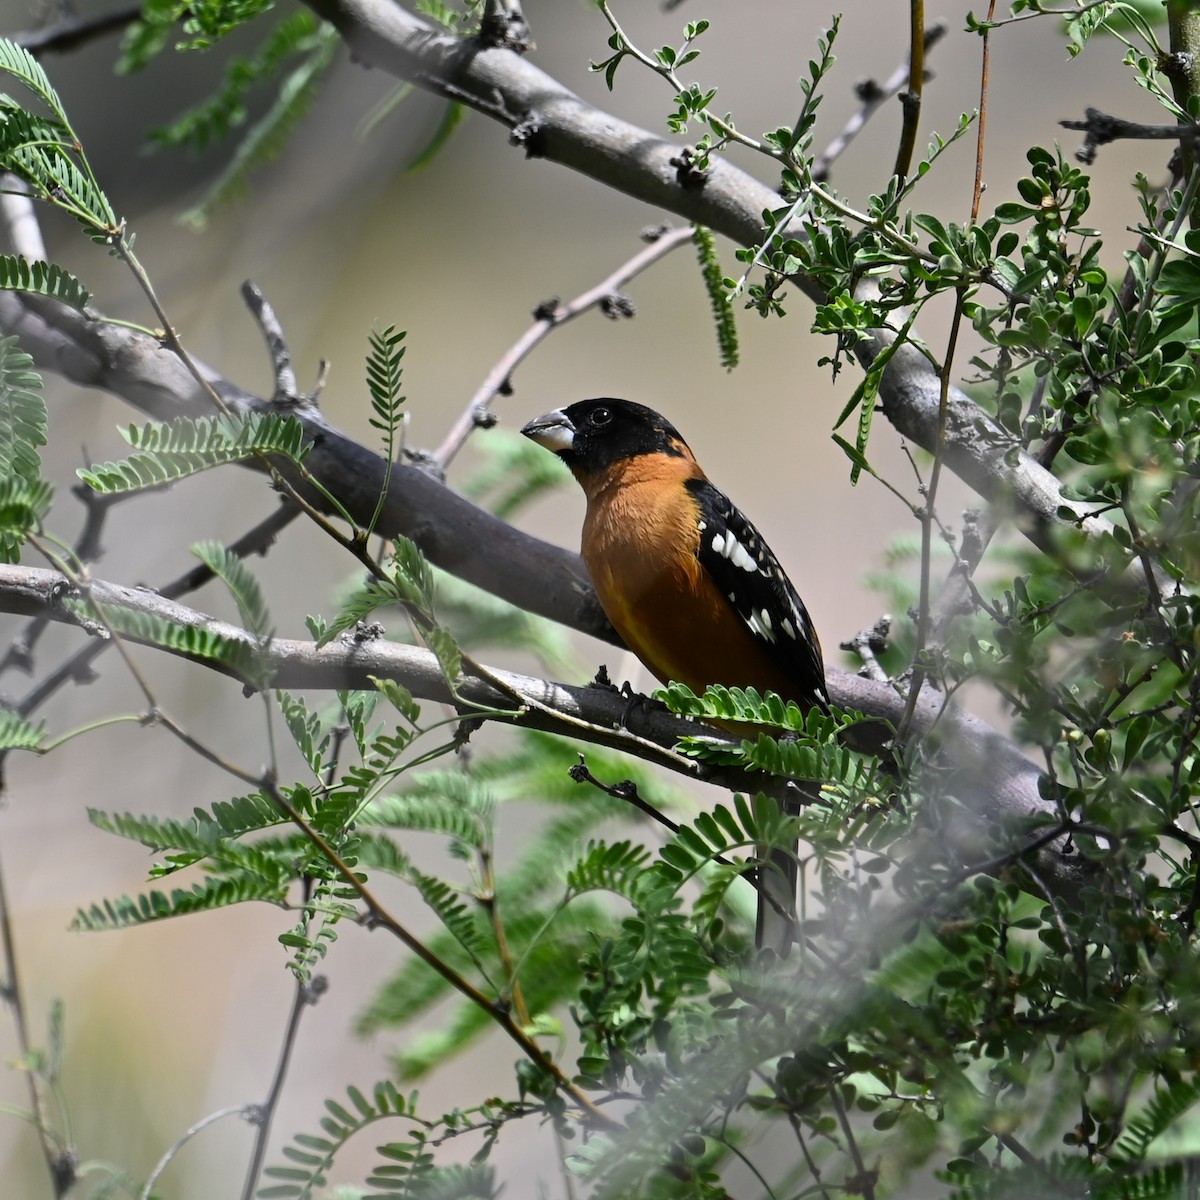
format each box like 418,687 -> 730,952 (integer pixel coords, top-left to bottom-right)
578,459 -> 810,710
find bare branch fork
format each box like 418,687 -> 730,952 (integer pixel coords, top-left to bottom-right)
811,19 -> 948,182
431,223 -> 696,471
1061,106 -> 1200,164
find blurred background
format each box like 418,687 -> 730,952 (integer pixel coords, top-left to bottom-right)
0,0 -> 1168,1194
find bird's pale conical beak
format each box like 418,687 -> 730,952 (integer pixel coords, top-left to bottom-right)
521,409 -> 576,453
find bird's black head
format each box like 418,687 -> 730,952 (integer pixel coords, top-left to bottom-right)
521,398 -> 692,474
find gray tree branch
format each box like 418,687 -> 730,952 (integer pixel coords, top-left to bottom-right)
0,561 -> 1088,898
302,0 -> 1121,559
0,287 -> 616,645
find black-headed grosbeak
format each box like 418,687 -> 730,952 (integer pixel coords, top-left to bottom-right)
521,398 -> 828,952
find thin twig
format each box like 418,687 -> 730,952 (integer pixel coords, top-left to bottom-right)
1120,479 -> 1164,613
241,281 -> 301,402
1114,167 -> 1178,314
432,225 -> 695,470
787,1111 -> 834,1200
971,0 -> 997,222
926,507 -> 1000,643
140,1105 -> 256,1200
593,0 -> 934,266
0,851 -> 73,1196
839,617 -> 892,684
239,974 -> 327,1200
138,1104 -> 255,1200
568,757 -> 807,931
10,503 -> 301,728
115,247 -> 374,566
238,718 -> 353,1193
830,1083 -> 877,1200
892,0 -> 926,183
569,758 -> 682,835
898,288 -> 967,742
0,485 -> 119,682
260,778 -> 619,1128
22,529 -> 274,792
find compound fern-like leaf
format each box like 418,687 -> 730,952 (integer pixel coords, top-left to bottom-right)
78,412 -> 310,494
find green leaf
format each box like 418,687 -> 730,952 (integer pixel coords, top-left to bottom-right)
410,868 -> 489,969
70,603 -> 262,683
426,624 -> 462,686
0,255 -> 90,311
267,1082 -> 424,1199
0,334 -> 46,484
828,307 -> 919,484
0,707 -> 44,751
87,792 -> 289,870
0,100 -> 70,165
362,778 -> 490,848
78,413 -> 311,493
117,0 -> 186,74
1112,1078 -> 1200,1165
314,575 -> 404,649
0,77 -> 116,236
180,25 -> 339,227
0,39 -> 67,119
191,539 -> 273,640
70,874 -> 286,930
363,322 -> 407,538
149,12 -> 327,153
656,682 -> 807,731
391,535 -> 436,616
0,474 -> 52,560
366,324 -> 407,437
278,691 -> 330,776
832,432 -> 872,477
373,677 -> 422,726
406,99 -> 467,173
1158,256 -> 1200,305
179,0 -> 276,49
566,840 -> 654,900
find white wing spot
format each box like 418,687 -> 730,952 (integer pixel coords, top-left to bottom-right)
712,531 -> 758,573
697,519 -> 707,533
726,535 -> 758,573
781,617 -> 797,640
745,609 -> 777,644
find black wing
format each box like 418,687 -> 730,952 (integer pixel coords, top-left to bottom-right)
687,477 -> 828,709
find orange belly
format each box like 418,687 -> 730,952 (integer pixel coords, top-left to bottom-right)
580,469 -> 810,712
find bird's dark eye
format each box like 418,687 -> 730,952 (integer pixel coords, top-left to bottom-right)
588,406 -> 613,428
